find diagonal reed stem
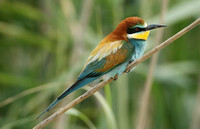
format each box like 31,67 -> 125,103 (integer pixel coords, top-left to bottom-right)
33,18 -> 200,129
136,0 -> 168,129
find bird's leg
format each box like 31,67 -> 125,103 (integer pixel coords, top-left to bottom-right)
125,60 -> 133,73
125,69 -> 130,73
128,60 -> 133,64
112,74 -> 118,81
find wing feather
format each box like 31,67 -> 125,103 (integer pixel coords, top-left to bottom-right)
77,41 -> 134,81
88,40 -> 123,63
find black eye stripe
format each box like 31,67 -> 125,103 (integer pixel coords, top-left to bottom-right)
127,27 -> 145,34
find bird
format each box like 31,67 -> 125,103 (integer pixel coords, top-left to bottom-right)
37,16 -> 166,118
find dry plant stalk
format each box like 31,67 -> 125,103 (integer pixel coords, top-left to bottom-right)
33,18 -> 200,129
189,76 -> 200,129
136,0 -> 168,129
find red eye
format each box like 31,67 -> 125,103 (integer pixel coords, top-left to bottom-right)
135,27 -> 139,31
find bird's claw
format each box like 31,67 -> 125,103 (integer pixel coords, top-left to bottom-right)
128,60 -> 133,64
112,75 -> 118,81
125,69 -> 130,73
125,60 -> 133,73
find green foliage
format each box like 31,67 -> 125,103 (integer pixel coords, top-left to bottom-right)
0,0 -> 199,129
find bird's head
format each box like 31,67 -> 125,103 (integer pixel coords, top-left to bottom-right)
109,17 -> 166,41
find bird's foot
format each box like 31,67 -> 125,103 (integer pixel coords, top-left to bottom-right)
112,75 -> 118,81
125,60 -> 134,73
128,60 -> 133,64
125,69 -> 130,73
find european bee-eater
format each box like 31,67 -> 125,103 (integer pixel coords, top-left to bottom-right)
38,17 -> 166,118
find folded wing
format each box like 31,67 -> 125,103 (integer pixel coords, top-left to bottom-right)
77,40 -> 134,81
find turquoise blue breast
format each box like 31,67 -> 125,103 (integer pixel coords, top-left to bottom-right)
128,39 -> 146,61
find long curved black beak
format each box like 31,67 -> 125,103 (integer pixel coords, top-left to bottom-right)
145,24 -> 167,31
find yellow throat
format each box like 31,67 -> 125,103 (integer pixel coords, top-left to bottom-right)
128,31 -> 150,40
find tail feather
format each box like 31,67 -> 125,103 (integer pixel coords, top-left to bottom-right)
37,77 -> 97,119
36,82 -> 77,119
36,99 -> 61,119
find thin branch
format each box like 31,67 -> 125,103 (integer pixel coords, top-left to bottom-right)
33,18 -> 200,129
136,0 -> 168,129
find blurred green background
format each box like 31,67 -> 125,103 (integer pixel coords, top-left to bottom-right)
0,0 -> 200,129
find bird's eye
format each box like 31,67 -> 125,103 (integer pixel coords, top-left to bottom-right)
135,27 -> 139,31
127,27 -> 142,34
